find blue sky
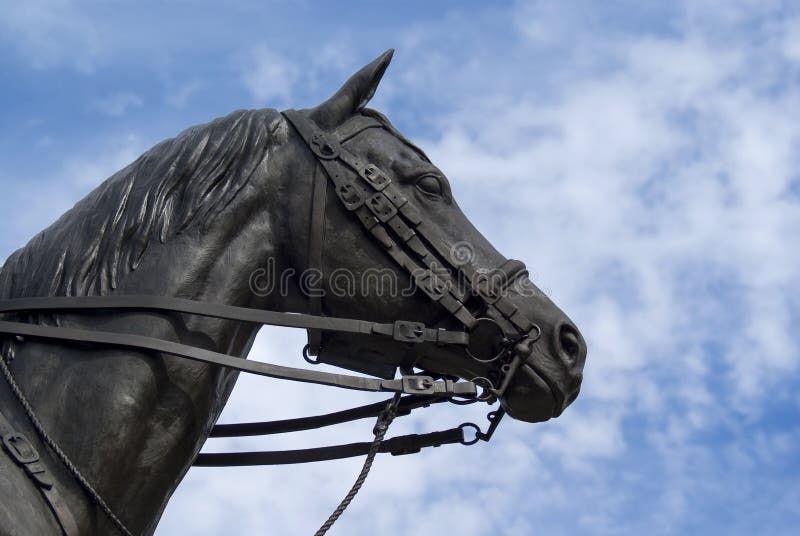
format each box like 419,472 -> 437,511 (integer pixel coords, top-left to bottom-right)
2,1 -> 800,535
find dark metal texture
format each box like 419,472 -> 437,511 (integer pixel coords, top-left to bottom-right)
0,320 -> 477,397
208,394 -> 443,437
0,408 -> 79,536
0,49 -> 587,535
313,394 -> 401,536
0,295 -> 469,346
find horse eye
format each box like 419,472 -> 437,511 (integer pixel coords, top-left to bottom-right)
416,175 -> 443,197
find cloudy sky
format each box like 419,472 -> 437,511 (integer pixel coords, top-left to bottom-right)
2,1 -> 799,535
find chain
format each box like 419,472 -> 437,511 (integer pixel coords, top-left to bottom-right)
314,393 -> 402,536
0,351 -> 135,536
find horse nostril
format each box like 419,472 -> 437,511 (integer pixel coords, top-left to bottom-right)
557,323 -> 583,363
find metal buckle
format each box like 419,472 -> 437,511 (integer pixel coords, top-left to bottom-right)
336,183 -> 365,210
366,192 -> 398,222
310,132 -> 340,160
392,320 -> 426,343
360,164 -> 391,190
2,433 -> 39,465
401,375 -> 436,395
415,271 -> 448,301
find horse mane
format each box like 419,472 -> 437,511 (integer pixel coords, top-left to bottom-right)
0,108 -> 280,299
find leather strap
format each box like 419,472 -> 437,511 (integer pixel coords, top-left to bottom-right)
209,394 -> 443,437
282,109 -> 480,331
194,427 -> 465,466
281,109 -> 539,338
0,407 -> 79,536
0,295 -> 469,347
0,320 -> 477,398
0,107 -> 529,531
335,115 -> 382,143
305,163 -> 327,356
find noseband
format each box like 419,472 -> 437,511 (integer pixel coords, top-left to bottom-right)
0,110 -> 542,535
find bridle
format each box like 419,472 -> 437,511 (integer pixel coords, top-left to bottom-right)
0,109 -> 543,535
280,108 -> 542,407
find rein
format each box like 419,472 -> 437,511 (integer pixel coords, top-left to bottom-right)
0,109 -> 542,535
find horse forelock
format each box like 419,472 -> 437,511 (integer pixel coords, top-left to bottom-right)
0,108 -> 281,299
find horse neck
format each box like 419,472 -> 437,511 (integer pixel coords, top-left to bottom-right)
4,171 -> 311,534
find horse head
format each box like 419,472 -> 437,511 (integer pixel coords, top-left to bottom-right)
270,49 -> 586,423
0,49 -> 587,535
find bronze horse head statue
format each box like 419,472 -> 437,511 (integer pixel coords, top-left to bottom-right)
0,50 -> 586,535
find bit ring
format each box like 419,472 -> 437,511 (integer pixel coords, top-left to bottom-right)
459,423 -> 482,446
465,318 -> 508,363
470,376 -> 495,401
302,344 -> 320,365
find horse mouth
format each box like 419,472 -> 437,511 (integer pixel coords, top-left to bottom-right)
500,362 -> 564,423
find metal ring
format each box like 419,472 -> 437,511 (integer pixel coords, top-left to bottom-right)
448,397 -> 479,406
459,422 -> 482,446
302,344 -> 320,365
465,318 -> 508,363
471,376 -> 495,402
527,323 -> 542,343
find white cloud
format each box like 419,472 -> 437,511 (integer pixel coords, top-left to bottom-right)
0,0 -> 107,72
62,135 -> 147,188
165,79 -> 204,108
2,2 -> 798,534
94,92 -> 144,116
155,3 -> 800,531
1,135 -> 147,253
356,2 -> 800,532
782,17 -> 800,62
409,8 -> 800,416
240,45 -> 300,105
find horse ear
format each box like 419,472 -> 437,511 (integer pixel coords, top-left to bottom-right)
309,49 -> 394,130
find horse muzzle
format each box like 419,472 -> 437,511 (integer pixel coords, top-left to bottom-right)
496,321 -> 586,423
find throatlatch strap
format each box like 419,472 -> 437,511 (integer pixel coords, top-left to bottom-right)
306,163 -> 327,356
